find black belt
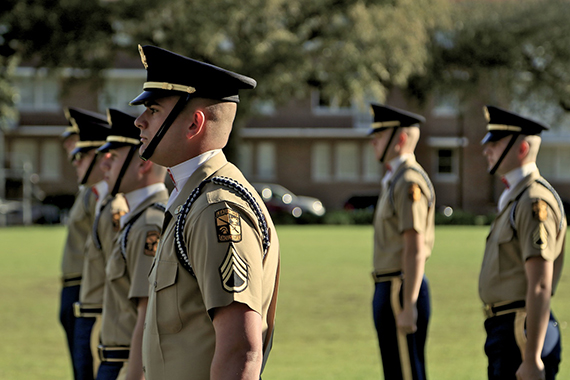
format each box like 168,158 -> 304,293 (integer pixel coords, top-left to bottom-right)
73,302 -> 102,318
62,275 -> 82,287
372,270 -> 403,283
484,300 -> 526,318
98,345 -> 130,362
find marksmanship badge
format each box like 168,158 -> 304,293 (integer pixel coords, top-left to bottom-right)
219,244 -> 249,293
215,208 -> 242,243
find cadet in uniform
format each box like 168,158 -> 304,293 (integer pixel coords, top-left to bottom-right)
131,45 -> 280,380
95,108 -> 168,380
59,108 -> 96,379
66,108 -> 112,380
479,106 -> 566,380
369,104 -> 435,380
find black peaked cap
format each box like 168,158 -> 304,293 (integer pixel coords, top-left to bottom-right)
481,105 -> 549,144
98,109 -> 140,152
369,103 -> 425,135
66,107 -> 111,156
130,45 -> 256,106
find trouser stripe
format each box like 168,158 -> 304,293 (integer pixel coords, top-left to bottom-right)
390,277 -> 413,380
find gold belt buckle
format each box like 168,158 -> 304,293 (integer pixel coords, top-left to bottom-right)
483,304 -> 493,318
73,302 -> 82,318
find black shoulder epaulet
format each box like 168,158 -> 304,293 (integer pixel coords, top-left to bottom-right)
120,203 -> 166,259
510,178 -> 566,234
389,166 -> 435,209
174,176 -> 270,277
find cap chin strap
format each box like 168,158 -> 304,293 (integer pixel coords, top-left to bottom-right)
111,145 -> 140,196
489,134 -> 519,175
140,93 -> 192,161
80,153 -> 98,185
379,128 -> 398,163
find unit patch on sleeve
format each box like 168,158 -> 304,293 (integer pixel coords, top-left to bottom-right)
408,183 -> 422,202
112,210 -> 127,232
144,231 -> 160,256
215,208 -> 242,243
219,244 -> 249,293
532,223 -> 548,250
532,200 -> 548,222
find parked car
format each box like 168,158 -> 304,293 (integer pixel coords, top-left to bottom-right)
252,183 -> 326,221
343,194 -> 379,212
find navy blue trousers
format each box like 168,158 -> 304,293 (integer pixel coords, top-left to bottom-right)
372,276 -> 431,380
96,362 -> 124,380
59,285 -> 80,379
484,311 -> 560,380
74,316 -> 97,380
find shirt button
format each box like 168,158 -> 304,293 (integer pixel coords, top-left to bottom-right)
154,281 -> 157,288
142,366 -> 146,373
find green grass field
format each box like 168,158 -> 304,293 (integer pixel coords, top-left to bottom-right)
0,225 -> 569,379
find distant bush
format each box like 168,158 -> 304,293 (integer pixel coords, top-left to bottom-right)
435,210 -> 493,225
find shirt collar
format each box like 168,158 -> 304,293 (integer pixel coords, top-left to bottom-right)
168,149 -> 222,191
92,180 -> 108,215
503,162 -> 538,190
121,183 -> 168,228
166,149 -> 222,209
386,153 -> 414,177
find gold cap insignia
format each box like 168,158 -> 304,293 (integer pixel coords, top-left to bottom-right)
532,200 -> 548,222
409,183 -> 422,202
483,106 -> 490,122
215,208 -> 242,243
138,44 -> 148,70
219,244 -> 249,293
144,231 -> 160,256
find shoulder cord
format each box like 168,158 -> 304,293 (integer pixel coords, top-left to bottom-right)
175,176 -> 270,278
389,166 -> 435,210
92,197 -> 111,251
510,178 -> 566,234
120,203 -> 166,259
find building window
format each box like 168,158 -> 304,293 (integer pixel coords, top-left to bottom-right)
257,142 -> 276,180
15,69 -> 60,112
363,143 -> 381,182
434,148 -> 458,182
237,142 -> 253,179
99,69 -> 146,114
538,146 -> 570,181
335,142 -> 358,182
311,142 -> 331,182
11,139 -> 37,172
310,90 -> 352,115
431,91 -> 459,117
40,141 -> 62,181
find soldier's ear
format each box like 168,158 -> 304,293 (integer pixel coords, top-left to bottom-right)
187,110 -> 206,140
518,140 -> 530,160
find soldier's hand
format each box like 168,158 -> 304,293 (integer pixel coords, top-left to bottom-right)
516,358 -> 545,380
397,306 -> 417,335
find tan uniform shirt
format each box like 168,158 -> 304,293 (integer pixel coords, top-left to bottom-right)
80,194 -> 129,306
61,186 -> 97,281
142,153 -> 280,380
479,170 -> 566,304
100,189 -> 168,346
373,156 -> 435,275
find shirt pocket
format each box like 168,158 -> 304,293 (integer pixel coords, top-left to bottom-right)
153,261 -> 182,334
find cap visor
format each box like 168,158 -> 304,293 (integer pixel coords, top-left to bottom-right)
481,131 -> 512,145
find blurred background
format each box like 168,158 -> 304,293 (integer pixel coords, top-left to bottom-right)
1,0 -> 570,225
